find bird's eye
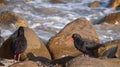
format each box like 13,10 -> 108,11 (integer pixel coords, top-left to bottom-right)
74,35 -> 77,37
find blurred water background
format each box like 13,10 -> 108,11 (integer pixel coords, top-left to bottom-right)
1,0 -> 120,44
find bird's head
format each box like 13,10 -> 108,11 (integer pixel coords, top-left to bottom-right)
72,33 -> 81,39
65,33 -> 81,44
18,26 -> 24,36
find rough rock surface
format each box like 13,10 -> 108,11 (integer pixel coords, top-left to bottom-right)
50,0 -> 64,3
66,56 -> 120,67
48,18 -> 99,60
98,40 -> 120,57
103,12 -> 120,24
0,11 -> 28,29
109,0 -> 120,9
0,0 -> 7,5
89,1 -> 100,8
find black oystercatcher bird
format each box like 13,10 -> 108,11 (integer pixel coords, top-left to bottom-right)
66,33 -> 104,57
10,26 -> 27,62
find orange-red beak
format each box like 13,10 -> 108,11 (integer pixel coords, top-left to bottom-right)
65,37 -> 73,44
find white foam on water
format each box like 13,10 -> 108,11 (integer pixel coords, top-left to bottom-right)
1,30 -> 12,40
30,23 -> 41,28
0,0 -> 120,43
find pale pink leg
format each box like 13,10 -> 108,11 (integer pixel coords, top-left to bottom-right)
84,54 -> 89,58
18,54 -> 21,62
14,55 -> 16,63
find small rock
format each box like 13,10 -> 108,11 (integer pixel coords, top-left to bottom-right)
0,11 -> 28,29
50,0 -> 64,3
103,12 -> 120,24
89,1 -> 100,8
23,0 -> 32,2
0,0 -> 7,5
109,0 -> 120,9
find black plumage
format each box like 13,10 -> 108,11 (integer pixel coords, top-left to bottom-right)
10,26 -> 27,62
72,33 -> 104,57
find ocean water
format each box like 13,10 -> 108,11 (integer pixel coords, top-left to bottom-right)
0,0 -> 120,44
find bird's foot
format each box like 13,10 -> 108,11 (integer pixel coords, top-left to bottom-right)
17,54 -> 21,62
13,60 -> 17,64
13,55 -> 17,63
82,54 -> 89,58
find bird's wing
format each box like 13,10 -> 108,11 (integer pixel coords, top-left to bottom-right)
85,42 -> 104,50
